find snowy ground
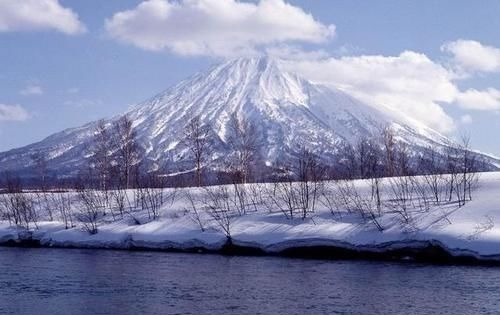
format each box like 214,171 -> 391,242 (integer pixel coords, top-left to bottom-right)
1,172 -> 500,262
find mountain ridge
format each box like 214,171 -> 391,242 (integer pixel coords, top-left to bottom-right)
0,56 -> 497,180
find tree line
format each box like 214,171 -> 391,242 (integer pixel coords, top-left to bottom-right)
0,114 -> 483,238
1,113 -> 487,191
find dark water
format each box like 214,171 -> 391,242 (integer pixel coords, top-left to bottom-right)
0,248 -> 499,315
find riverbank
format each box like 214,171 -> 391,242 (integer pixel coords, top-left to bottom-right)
2,172 -> 500,266
2,227 -> 500,266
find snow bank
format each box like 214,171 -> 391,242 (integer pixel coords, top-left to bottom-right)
2,172 -> 500,264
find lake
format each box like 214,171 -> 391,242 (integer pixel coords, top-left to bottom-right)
0,247 -> 499,315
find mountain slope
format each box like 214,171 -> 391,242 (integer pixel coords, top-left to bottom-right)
0,57 -> 496,178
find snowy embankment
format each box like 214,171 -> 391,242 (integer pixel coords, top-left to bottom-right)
1,172 -> 500,264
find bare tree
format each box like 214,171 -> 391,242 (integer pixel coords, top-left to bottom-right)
0,174 -> 37,230
382,126 -> 396,177
91,120 -> 114,193
31,151 -> 48,191
246,182 -> 267,213
113,115 -> 140,189
34,191 -> 53,221
337,142 -> 358,179
203,185 -> 234,240
184,191 -> 205,232
184,115 -> 211,186
419,146 -> 446,203
328,179 -> 384,231
267,150 -> 323,220
76,184 -> 107,234
458,133 -> 479,206
134,173 -> 169,221
388,176 -> 414,224
446,145 -> 460,203
395,142 -> 411,177
357,137 -> 382,179
111,189 -> 129,219
410,176 -> 432,212
268,166 -> 297,219
295,148 -> 323,219
227,113 -> 260,183
55,192 -> 74,229
359,138 -> 384,213
229,177 -> 248,216
357,137 -> 370,179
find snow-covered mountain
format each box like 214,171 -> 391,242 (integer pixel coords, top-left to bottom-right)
0,57 -> 497,179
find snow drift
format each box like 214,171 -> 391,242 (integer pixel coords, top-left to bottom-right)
1,172 -> 500,264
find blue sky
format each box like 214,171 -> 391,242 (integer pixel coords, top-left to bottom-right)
1,0 -> 500,155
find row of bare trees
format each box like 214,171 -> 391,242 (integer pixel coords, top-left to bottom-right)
80,112 -> 259,190
0,172 -> 173,235
0,172 -> 76,230
11,112 -> 487,194
182,113 -> 261,186
0,112 -> 484,238
0,148 -> 480,238
89,116 -> 141,191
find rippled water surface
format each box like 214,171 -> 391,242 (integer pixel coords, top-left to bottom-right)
1,247 -> 499,314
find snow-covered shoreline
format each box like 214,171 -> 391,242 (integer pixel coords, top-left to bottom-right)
1,228 -> 500,265
2,172 -> 500,265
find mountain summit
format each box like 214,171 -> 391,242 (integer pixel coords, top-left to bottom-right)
127,56 -> 402,165
0,57 -> 495,179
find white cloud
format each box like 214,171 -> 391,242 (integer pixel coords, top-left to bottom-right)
287,51 -> 458,133
460,114 -> 473,125
455,88 -> 500,111
105,0 -> 335,57
19,84 -> 44,96
102,3 -> 500,135
0,104 -> 30,121
265,45 -> 330,60
0,0 -> 86,35
282,44 -> 500,133
442,39 -> 500,73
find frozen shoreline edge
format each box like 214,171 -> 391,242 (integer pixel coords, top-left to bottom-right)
2,231 -> 500,266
